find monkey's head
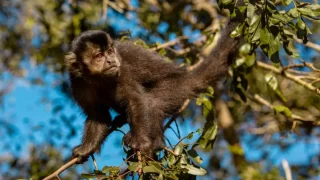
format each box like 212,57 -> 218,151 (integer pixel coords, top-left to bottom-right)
65,30 -> 121,79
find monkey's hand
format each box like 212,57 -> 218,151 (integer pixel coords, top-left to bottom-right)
72,145 -> 94,163
123,132 -> 165,157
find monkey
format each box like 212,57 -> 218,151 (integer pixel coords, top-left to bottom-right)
65,16 -> 242,163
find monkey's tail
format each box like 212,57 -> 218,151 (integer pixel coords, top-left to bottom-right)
192,15 -> 243,89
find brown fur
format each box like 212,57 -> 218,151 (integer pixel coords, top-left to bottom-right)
66,18 -> 242,162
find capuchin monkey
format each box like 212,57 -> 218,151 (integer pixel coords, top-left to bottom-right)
65,16 -> 242,163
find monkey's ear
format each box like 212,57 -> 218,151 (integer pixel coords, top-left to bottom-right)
65,52 -> 83,77
65,52 -> 76,68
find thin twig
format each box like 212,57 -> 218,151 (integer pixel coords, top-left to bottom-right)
164,99 -> 190,130
107,1 -> 124,13
43,158 -> 79,180
164,147 -> 179,156
282,159 -> 292,180
91,155 -> 98,170
150,36 -> 188,51
136,151 -> 143,175
295,37 -> 320,53
249,94 -> 319,125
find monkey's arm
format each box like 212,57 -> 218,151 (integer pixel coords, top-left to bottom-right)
70,79 -> 112,163
72,111 -> 111,163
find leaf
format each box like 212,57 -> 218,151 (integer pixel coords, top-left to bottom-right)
186,132 -> 194,140
239,43 -> 251,55
127,162 -> 139,171
265,73 -> 278,90
206,86 -> 214,96
181,164 -> 207,176
143,166 -> 162,174
283,41 -> 300,58
147,161 -> 164,174
230,22 -> 245,38
268,35 -> 280,63
222,0 -> 232,5
158,48 -> 167,56
187,149 -> 203,164
274,105 -> 293,117
287,8 -> 299,18
81,173 -> 97,179
260,28 -> 271,45
202,99 -> 213,118
197,119 -> 218,151
102,166 -> 120,176
282,0 -> 292,6
245,53 -> 256,67
174,143 -> 183,155
247,3 -> 255,20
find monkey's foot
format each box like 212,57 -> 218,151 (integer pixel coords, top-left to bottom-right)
123,132 -> 165,157
72,145 -> 94,164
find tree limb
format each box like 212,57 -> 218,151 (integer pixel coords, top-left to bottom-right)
43,158 -> 79,180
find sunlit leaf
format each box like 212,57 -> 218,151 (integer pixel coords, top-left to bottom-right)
274,105 -> 293,117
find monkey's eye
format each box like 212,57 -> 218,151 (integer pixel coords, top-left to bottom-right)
95,53 -> 104,59
107,48 -> 114,55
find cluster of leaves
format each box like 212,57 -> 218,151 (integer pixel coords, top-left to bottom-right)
224,0 -> 320,62
219,0 -> 320,115
81,129 -> 208,179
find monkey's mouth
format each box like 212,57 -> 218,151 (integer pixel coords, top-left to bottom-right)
103,66 -> 119,74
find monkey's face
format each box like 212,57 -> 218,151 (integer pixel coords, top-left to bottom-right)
82,42 -> 120,77
65,30 -> 121,79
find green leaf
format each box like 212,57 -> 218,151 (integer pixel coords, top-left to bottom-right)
127,162 -> 139,171
245,53 -> 256,67
148,161 -> 164,174
206,86 -> 214,96
282,0 -> 292,6
297,18 -> 306,30
235,57 -> 246,67
268,35 -> 280,63
287,8 -> 299,18
197,119 -> 218,151
239,43 -> 251,55
143,166 -> 161,174
81,173 -> 97,179
222,0 -> 232,5
168,153 -> 177,166
274,105 -> 293,117
202,99 -> 213,118
267,0 -> 277,13
158,48 -> 167,56
187,149 -> 203,164
247,3 -> 255,19
283,41 -> 300,58
260,28 -> 272,45
101,166 -> 120,176
265,73 -> 278,90
181,164 -> 207,176
174,143 -> 183,155
186,132 -> 195,140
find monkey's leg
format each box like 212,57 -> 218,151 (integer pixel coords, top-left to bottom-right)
72,112 -> 112,163
124,95 -> 165,157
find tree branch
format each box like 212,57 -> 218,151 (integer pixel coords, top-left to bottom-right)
43,158 -> 79,180
257,61 -> 320,95
249,94 -> 319,125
